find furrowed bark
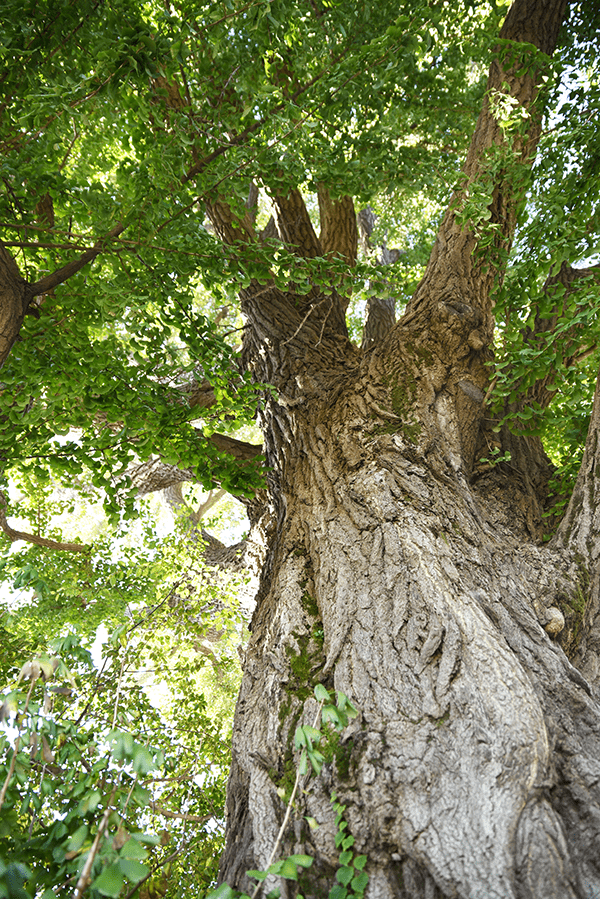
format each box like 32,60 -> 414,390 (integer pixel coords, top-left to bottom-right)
519,263 -> 600,411
272,188 -> 321,261
317,186 -> 358,267
404,0 -> 568,340
221,333 -> 600,898
471,263 -> 600,542
218,2 -> 600,897
357,206 -> 399,351
391,0 -> 568,476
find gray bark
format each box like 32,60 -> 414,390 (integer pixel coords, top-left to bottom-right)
211,1 -> 595,894
220,339 -> 600,899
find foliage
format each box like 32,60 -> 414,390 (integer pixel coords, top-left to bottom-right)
1,0 -> 600,894
0,0 -> 504,519
0,0 -> 597,520
0,521 -> 249,899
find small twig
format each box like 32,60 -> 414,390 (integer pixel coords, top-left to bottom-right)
123,836 -> 197,899
112,641 -> 131,730
72,783 -> 119,899
315,295 -> 335,347
147,803 -> 211,824
0,678 -> 36,811
282,300 -> 324,346
481,375 -> 498,409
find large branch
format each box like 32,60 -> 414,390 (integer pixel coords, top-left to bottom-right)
271,187 -> 351,338
555,408 -> 598,555
518,263 -> 600,411
0,223 -> 125,370
130,432 -> 263,497
357,206 -> 401,350
552,367 -> 600,686
272,188 -> 321,260
27,222 -> 125,296
208,188 -> 349,348
317,185 -> 357,267
402,0 -> 568,343
376,0 -> 569,478
0,491 -> 89,553
205,197 -> 255,246
0,242 -> 29,369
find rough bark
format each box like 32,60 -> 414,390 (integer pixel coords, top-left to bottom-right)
221,320 -> 600,898
215,2 -> 600,897
553,369 -> 600,690
357,206 -> 400,351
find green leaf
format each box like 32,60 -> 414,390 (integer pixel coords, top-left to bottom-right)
288,854 -> 313,868
314,684 -> 330,702
66,823 -> 88,852
294,727 -> 308,750
278,858 -> 299,881
303,726 -> 322,744
246,870 -> 269,882
92,863 -> 125,898
336,865 -> 354,886
308,749 -> 325,774
322,705 -> 341,726
207,885 -> 235,899
132,746 -> 156,774
120,839 -> 149,860
118,858 -> 149,882
351,872 -> 369,893
328,885 -> 347,899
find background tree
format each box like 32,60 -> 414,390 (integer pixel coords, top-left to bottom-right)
2,0 -> 600,897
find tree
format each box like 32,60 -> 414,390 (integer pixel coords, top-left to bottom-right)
2,0 -> 600,896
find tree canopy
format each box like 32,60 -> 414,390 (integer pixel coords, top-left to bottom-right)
1,0 -> 600,896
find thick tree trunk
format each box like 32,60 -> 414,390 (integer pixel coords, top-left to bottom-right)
209,2 -> 597,893
219,327 -> 600,899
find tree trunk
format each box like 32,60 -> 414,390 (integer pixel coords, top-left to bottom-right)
209,2 -> 600,894
219,320 -> 600,899
0,241 -> 31,370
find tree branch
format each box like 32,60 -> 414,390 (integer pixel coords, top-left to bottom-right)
205,196 -> 256,247
0,223 -> 126,369
357,206 -> 400,350
317,185 -> 357,266
27,221 -> 125,296
0,241 -> 30,368
519,262 -> 600,411
206,431 -> 262,461
0,491 -> 89,554
401,0 -> 569,344
129,434 -> 262,497
271,188 -> 321,259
